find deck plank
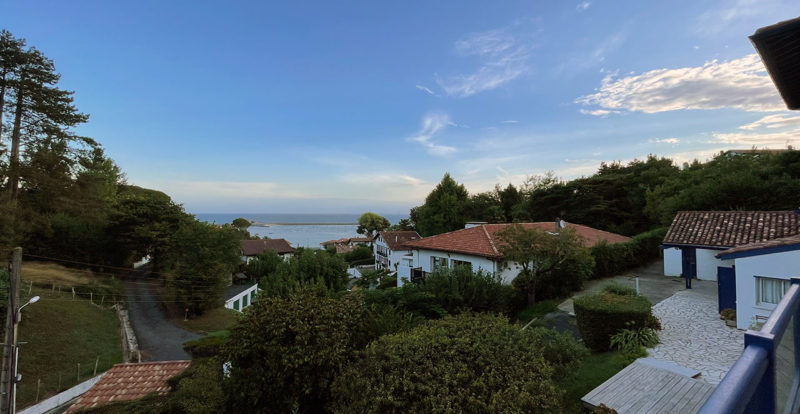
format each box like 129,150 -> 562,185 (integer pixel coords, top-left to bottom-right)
581,360 -> 715,414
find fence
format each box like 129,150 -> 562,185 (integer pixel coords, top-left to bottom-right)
699,277 -> 800,413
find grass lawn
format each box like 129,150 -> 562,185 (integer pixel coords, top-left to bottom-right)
17,286 -> 123,409
561,351 -> 633,412
513,300 -> 558,324
175,306 -> 240,334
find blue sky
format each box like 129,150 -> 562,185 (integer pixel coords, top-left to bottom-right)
5,0 -> 800,214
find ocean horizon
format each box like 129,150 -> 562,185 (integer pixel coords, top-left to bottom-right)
196,213 -> 409,248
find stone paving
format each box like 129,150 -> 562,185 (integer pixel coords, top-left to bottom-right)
647,288 -> 744,384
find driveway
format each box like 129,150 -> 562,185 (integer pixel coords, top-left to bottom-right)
125,273 -> 201,361
647,288 -> 744,384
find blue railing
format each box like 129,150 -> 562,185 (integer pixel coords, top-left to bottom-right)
700,277 -> 800,414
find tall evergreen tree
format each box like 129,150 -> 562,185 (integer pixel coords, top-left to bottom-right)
415,173 -> 469,236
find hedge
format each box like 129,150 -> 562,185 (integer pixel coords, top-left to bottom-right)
183,332 -> 230,358
591,227 -> 667,279
574,292 -> 653,351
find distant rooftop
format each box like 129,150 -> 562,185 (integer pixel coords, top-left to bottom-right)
241,239 -> 294,255
224,282 -> 257,301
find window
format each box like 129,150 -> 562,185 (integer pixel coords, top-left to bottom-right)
242,294 -> 249,308
451,259 -> 473,271
233,299 -> 240,311
431,256 -> 448,271
756,277 -> 791,306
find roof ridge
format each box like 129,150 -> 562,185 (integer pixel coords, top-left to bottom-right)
483,224 -> 499,255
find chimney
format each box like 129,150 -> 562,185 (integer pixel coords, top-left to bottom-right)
465,222 -> 487,229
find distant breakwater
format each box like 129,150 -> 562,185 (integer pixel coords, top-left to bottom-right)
249,221 -> 358,227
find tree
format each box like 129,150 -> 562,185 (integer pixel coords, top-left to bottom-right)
260,249 -> 349,298
231,217 -> 251,231
331,313 -> 585,413
415,173 -> 469,236
356,212 -> 389,240
224,292 -> 365,413
497,224 -> 591,305
388,218 -> 414,231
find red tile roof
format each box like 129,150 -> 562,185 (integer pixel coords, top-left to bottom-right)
663,211 -> 800,248
718,234 -> 800,257
65,361 -> 191,413
403,223 -> 631,259
241,239 -> 295,256
378,230 -> 422,251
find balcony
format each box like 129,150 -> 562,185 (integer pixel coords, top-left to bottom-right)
410,268 -> 428,283
699,277 -> 800,413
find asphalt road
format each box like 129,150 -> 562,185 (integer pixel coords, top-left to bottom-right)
125,274 -> 201,361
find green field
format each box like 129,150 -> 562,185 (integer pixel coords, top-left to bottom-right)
16,284 -> 123,408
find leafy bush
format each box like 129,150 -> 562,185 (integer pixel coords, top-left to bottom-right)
365,266 -> 515,318
609,327 -> 659,353
343,245 -> 374,265
574,292 -> 654,351
601,282 -> 636,296
377,275 -> 396,289
167,358 -> 226,414
245,250 -> 282,278
183,332 -> 230,358
720,308 -> 736,321
331,313 -> 584,413
590,228 -> 667,279
526,327 -> 589,378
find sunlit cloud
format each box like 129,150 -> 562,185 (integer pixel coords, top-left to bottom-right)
415,84 -> 436,95
407,113 -> 457,156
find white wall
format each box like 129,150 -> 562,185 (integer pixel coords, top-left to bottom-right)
224,284 -> 259,312
664,248 -> 682,276
697,248 -> 733,281
397,256 -> 413,287
411,249 -> 517,282
734,249 -> 800,329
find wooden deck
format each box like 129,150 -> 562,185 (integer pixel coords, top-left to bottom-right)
582,360 -> 715,413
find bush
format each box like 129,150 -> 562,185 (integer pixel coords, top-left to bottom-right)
574,292 -> 654,351
331,313 -> 584,413
720,308 -> 736,321
167,358 -> 226,414
590,227 -> 667,279
183,332 -> 230,358
377,275 -> 396,289
343,245 -> 374,265
609,327 -> 659,353
601,282 -> 636,296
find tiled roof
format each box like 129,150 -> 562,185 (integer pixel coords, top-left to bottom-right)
663,211 -> 800,248
717,234 -> 800,258
224,282 -> 257,301
349,237 -> 372,244
335,244 -> 355,254
241,239 -> 295,256
403,222 -> 631,259
65,361 -> 191,413
378,231 -> 422,251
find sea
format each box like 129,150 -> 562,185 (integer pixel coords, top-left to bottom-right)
195,213 -> 408,248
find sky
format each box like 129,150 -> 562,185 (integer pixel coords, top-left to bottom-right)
4,0 -> 800,214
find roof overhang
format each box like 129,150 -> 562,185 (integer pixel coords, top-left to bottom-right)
717,243 -> 800,260
750,16 -> 800,110
660,243 -> 730,251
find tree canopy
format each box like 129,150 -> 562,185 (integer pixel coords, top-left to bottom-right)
414,173 -> 470,236
356,212 -> 390,239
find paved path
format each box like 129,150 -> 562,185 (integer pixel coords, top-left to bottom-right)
125,275 -> 201,361
647,288 -> 744,384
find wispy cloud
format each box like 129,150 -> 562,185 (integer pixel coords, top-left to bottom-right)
576,1 -> 591,12
693,0 -> 791,36
408,113 -> 457,156
501,119 -> 519,124
436,25 -> 534,98
650,138 -> 680,144
738,114 -> 800,130
415,84 -> 436,95
577,54 -> 784,114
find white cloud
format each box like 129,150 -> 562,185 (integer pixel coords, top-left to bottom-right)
501,119 -> 519,124
576,1 -> 591,12
437,26 -> 532,98
579,108 -> 614,116
738,114 -> 800,130
650,138 -> 680,144
415,84 -> 436,95
576,54 -> 785,114
408,113 -> 457,156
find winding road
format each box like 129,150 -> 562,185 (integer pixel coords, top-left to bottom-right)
124,272 -> 201,361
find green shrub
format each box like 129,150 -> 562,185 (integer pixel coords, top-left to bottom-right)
183,333 -> 230,358
343,245 -> 374,265
167,358 -> 226,414
601,282 -> 637,296
377,275 -> 396,289
574,292 -> 654,351
609,327 -> 659,353
526,327 -> 589,378
590,227 -> 667,279
331,313 -> 583,413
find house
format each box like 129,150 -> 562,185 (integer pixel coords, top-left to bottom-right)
661,211 -> 800,281
224,282 -> 258,312
401,222 -> 630,286
715,235 -> 800,329
320,237 -> 372,250
373,230 -> 421,281
64,361 -> 191,413
241,239 -> 295,263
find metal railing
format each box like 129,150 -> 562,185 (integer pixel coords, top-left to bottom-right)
700,277 -> 800,414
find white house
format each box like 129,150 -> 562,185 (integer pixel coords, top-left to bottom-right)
241,239 -> 295,263
224,283 -> 259,312
373,230 -> 421,284
401,222 -> 631,286
661,211 -> 800,281
715,235 -> 800,330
